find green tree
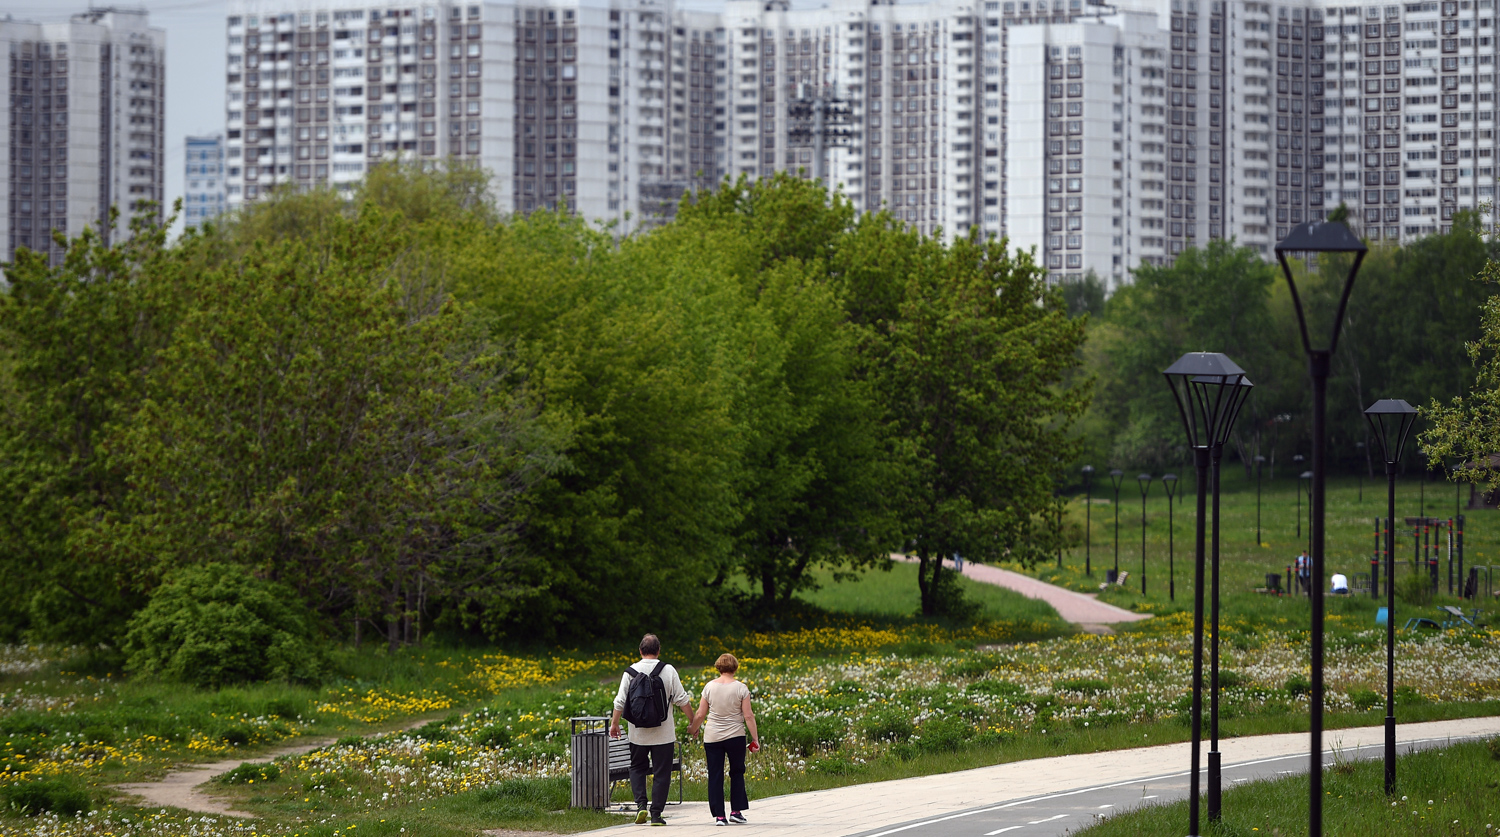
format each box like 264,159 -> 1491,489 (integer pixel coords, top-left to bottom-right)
667,175 -> 895,610
1418,250 -> 1500,488
1091,239 -> 1289,474
0,212 -> 185,641
869,228 -> 1089,616
77,206 -> 551,648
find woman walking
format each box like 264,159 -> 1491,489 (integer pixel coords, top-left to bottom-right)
689,653 -> 759,826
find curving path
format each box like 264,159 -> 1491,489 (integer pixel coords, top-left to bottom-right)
892,555 -> 1150,632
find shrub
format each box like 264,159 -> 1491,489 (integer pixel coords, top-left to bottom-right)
779,716 -> 844,756
335,735 -> 368,749
861,709 -> 915,743
808,755 -> 868,775
473,725 -> 513,749
1052,678 -> 1110,695
0,779 -> 90,817
1348,689 -> 1382,711
216,762 -> 281,785
412,721 -> 452,742
123,563 -> 325,688
922,568 -> 981,622
913,715 -> 970,754
1216,670 -> 1245,689
1284,675 -> 1311,698
471,777 -> 570,818
220,726 -> 252,746
1397,567 -> 1434,606
966,678 -> 1025,698
1395,685 -> 1429,706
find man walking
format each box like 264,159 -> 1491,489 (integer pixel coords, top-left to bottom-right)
1295,550 -> 1311,596
610,634 -> 694,826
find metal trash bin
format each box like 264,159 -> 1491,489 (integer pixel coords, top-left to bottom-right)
1105,569 -> 1118,585
1266,572 -> 1281,593
570,716 -> 610,809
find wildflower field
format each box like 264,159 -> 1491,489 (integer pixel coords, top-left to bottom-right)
0,601 -> 1494,837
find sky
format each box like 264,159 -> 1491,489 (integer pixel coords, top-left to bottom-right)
0,0 -> 811,237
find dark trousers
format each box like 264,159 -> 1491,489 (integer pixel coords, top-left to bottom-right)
628,741 -> 675,815
703,735 -> 749,819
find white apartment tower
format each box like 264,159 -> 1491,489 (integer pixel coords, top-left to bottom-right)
219,0 -> 1500,281
184,133 -> 227,229
223,0 -> 725,229
1,8 -> 165,266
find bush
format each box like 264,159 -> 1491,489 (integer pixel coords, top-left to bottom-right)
1397,567 -> 1435,606
123,563 -> 325,688
1284,675 -> 1311,698
473,725 -> 512,749
923,568 -> 981,622
861,709 -> 915,743
470,777 -> 570,818
779,716 -> 844,756
1053,678 -> 1110,695
966,678 -> 1025,698
913,715 -> 970,754
412,721 -> 452,742
0,779 -> 90,817
1348,688 -> 1382,711
216,762 -> 281,785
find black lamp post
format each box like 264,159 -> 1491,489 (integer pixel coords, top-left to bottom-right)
1300,470 -> 1314,554
1364,399 -> 1417,797
1163,473 -> 1178,601
1255,454 -> 1266,545
1276,218 -> 1368,837
1163,352 -> 1253,837
1109,468 -> 1125,579
1137,473 -> 1153,595
1082,465 -> 1095,576
1293,453 -> 1306,537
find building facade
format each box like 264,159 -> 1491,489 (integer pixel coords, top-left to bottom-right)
184,133 -> 227,229
218,0 -> 1500,282
1,8 -> 165,266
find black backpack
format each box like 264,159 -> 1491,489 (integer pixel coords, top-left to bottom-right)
621,660 -> 670,728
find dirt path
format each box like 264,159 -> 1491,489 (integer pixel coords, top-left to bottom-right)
892,554 -> 1151,632
112,716 -> 442,818
113,737 -> 333,817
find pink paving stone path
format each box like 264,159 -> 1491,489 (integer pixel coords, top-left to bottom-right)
893,555 -> 1151,628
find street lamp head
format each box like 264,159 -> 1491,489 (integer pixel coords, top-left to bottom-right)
1137,473 -> 1153,495
1161,472 -> 1179,498
1109,468 -> 1125,490
1300,470 -> 1314,481
1274,220 -> 1368,355
1255,455 -> 1266,463
1082,464 -> 1095,475
1162,352 -> 1254,450
1363,399 -> 1419,466
1293,453 -> 1305,464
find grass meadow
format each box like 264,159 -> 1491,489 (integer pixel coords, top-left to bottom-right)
1070,736 -> 1500,837
0,478 -> 1493,836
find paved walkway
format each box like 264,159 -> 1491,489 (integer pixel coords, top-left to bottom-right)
891,555 -> 1150,629
581,716 -> 1500,836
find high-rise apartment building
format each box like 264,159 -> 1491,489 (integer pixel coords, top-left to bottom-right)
219,0 -> 1500,282
184,133 -> 227,229
222,0 -> 726,230
1,8 -> 165,266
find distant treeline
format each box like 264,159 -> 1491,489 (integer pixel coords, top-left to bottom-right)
1061,211 -> 1500,484
0,167 -> 1087,648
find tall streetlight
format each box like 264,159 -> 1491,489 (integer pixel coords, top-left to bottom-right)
1082,465 -> 1095,576
1276,218 -> 1368,837
1255,454 -> 1266,545
1365,399 -> 1417,796
1109,468 -> 1125,580
1162,473 -> 1179,601
1163,352 -> 1253,837
1293,453 -> 1306,537
1137,473 -> 1153,595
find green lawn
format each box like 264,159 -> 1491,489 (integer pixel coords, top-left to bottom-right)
1030,475 -> 1497,630
794,561 -> 1069,628
1071,736 -> 1500,836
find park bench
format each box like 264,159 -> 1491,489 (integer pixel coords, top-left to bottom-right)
1097,570 -> 1129,591
607,734 -> 683,807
